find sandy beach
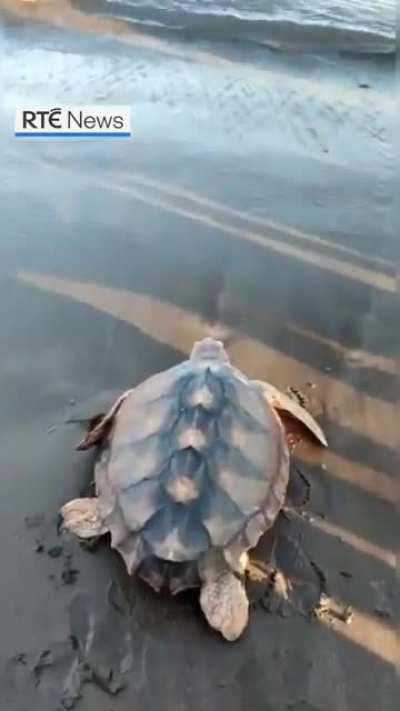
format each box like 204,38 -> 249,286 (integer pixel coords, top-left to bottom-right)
0,2 -> 397,710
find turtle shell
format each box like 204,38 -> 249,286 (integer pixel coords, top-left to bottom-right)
94,359 -> 289,591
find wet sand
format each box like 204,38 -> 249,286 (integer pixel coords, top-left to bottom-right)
0,4 -> 398,710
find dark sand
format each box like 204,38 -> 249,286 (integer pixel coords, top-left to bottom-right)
0,3 -> 398,710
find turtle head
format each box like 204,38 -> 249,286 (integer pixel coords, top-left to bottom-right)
190,337 -> 229,362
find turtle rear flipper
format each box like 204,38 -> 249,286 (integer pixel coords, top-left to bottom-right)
61,498 -> 109,538
200,571 -> 249,642
199,550 -> 249,641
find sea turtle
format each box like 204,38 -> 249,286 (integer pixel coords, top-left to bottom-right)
61,338 -> 326,641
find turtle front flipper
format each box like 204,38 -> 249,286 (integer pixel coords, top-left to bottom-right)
61,498 -> 109,538
253,380 -> 327,448
76,389 -> 132,450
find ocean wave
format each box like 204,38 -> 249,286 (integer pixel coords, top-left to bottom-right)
96,0 -> 395,54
